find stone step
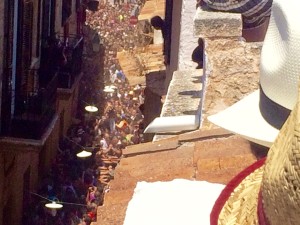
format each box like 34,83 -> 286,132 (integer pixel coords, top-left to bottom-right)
178,128 -> 232,142
196,168 -> 246,184
119,143 -> 195,180
123,136 -> 179,156
193,135 -> 256,164
194,135 -> 259,184
161,69 -> 203,118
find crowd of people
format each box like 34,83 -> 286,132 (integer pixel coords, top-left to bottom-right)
86,1 -> 150,53
24,1 -> 150,225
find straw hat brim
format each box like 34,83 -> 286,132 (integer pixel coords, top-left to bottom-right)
208,90 -> 279,147
210,158 -> 266,225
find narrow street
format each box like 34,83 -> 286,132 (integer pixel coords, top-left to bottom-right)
23,1 -> 159,225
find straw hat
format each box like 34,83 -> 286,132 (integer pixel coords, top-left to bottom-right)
211,83 -> 300,225
208,0 -> 300,147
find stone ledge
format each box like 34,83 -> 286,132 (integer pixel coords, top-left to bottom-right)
153,69 -> 203,141
194,7 -> 242,38
161,69 -> 203,117
178,128 -> 233,142
123,136 -> 179,157
193,135 -> 259,184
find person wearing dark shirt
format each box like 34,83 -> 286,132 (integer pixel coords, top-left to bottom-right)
150,15 -> 168,64
197,0 -> 273,41
150,16 -> 166,40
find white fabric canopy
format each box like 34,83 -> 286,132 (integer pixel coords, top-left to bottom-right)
123,179 -> 225,225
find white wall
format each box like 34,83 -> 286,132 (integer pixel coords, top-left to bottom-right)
165,0 -> 182,90
165,0 -> 199,90
178,0 -> 198,70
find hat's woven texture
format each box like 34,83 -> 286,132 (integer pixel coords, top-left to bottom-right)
261,90 -> 300,225
216,86 -> 300,225
260,0 -> 300,110
218,166 -> 263,225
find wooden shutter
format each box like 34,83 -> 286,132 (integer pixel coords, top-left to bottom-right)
21,1 -> 33,95
36,0 -> 41,57
14,0 -> 33,115
1,0 -> 15,134
3,0 -> 14,71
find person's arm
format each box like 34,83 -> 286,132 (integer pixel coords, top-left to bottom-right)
196,0 -> 206,8
86,189 -> 90,203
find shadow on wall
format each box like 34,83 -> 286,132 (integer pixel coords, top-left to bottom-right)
192,38 -> 204,69
142,87 -> 163,142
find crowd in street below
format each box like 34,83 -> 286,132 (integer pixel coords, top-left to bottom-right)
24,1 -> 150,224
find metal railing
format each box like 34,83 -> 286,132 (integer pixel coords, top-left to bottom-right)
39,34 -> 84,89
57,35 -> 84,88
10,73 -> 58,139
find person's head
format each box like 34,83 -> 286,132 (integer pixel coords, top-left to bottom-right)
88,186 -> 95,192
198,38 -> 204,47
150,16 -> 164,29
83,214 -> 92,224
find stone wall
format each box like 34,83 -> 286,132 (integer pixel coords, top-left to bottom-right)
57,73 -> 82,137
0,114 -> 60,225
194,7 -> 262,130
204,39 -> 261,116
40,115 -> 60,176
0,144 -> 39,225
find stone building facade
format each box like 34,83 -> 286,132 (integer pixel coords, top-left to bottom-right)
0,0 -> 86,224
